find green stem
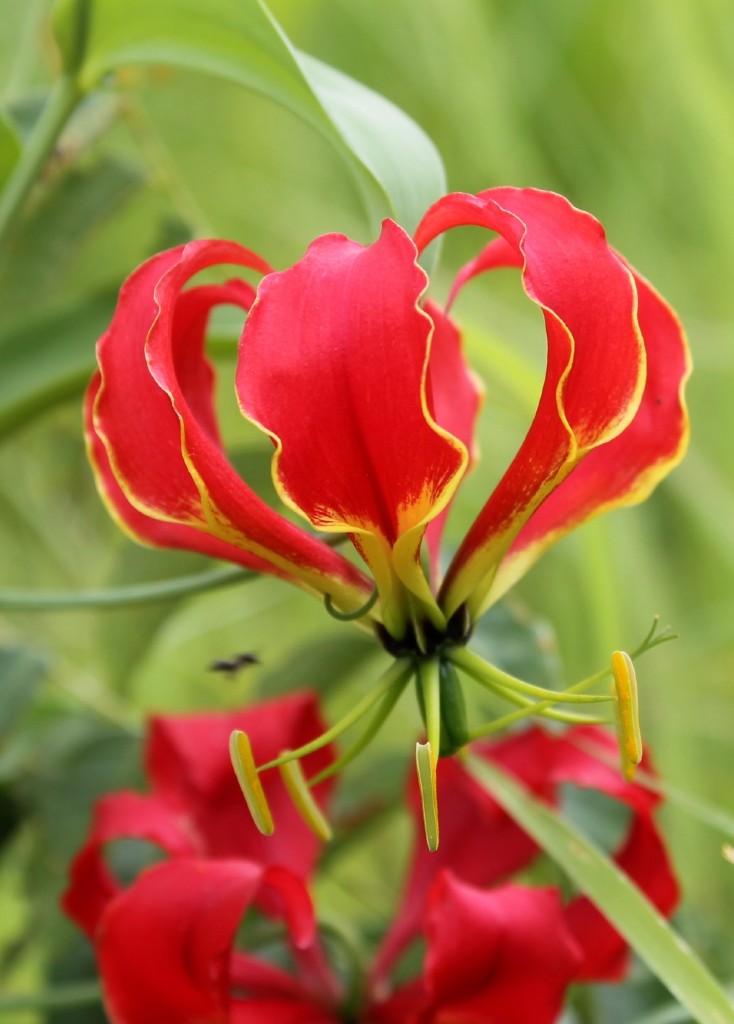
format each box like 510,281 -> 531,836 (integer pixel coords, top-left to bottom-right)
449,648 -> 613,704
0,566 -> 253,611
258,658 -> 414,772
0,981 -> 102,1013
310,664 -> 413,784
466,698 -> 609,743
0,73 -> 83,250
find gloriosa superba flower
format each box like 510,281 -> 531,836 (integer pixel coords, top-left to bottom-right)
85,187 -> 690,847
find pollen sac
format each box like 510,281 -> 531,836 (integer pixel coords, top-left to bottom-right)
278,754 -> 332,841
229,730 -> 275,835
611,650 -> 643,780
416,741 -> 439,852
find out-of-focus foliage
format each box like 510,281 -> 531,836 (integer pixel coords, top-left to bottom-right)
1,1 -> 733,1021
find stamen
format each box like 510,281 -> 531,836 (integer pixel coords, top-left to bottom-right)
415,741 -> 439,852
611,650 -> 643,780
310,664 -> 413,784
278,754 -> 333,841
257,657 -> 414,773
415,660 -> 441,852
418,659 -> 441,753
229,730 -> 274,835
448,648 -> 615,705
466,700 -> 610,742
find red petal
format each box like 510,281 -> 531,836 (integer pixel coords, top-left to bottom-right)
86,370 -> 281,573
415,189 -> 646,618
423,300 -> 483,584
146,692 -> 336,877
61,792 -> 196,940
490,264 -> 691,600
420,877 -> 581,1023
88,241 -> 371,609
97,860 -> 317,1024
236,221 -> 468,636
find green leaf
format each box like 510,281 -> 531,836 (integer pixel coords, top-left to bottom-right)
51,0 -> 446,233
0,647 -> 47,738
0,292 -> 113,438
0,114 -> 21,190
468,754 -> 734,1024
0,156 -> 144,311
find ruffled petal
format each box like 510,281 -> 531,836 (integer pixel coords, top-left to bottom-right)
414,188 -> 646,618
371,878 -> 580,1024
421,877 -> 581,1023
236,221 -> 468,637
489,264 -> 691,601
87,241 -> 372,612
61,792 -> 197,940
146,692 -> 336,875
97,860 -> 317,1024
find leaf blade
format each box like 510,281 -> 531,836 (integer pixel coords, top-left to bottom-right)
467,753 -> 734,1024
51,0 -> 445,232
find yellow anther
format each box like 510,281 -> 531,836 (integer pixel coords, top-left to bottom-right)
278,754 -> 333,841
611,650 -> 643,781
415,741 -> 439,852
229,730 -> 274,835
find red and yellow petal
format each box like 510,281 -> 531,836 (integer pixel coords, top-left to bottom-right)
236,221 -> 468,637
423,300 -> 484,586
414,188 -> 646,619
488,264 -> 691,602
87,241 -> 372,612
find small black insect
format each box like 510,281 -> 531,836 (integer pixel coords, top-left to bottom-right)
209,652 -> 260,676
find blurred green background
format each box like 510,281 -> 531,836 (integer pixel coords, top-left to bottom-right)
1,1 -> 733,1021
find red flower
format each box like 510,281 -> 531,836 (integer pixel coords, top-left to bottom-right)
367,878 -> 582,1024
372,725 -> 679,990
85,188 -> 690,645
94,858 -> 337,1024
63,705 -> 678,1024
63,692 -> 336,939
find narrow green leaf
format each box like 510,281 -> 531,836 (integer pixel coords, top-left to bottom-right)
467,754 -> 734,1024
51,0 -> 446,232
